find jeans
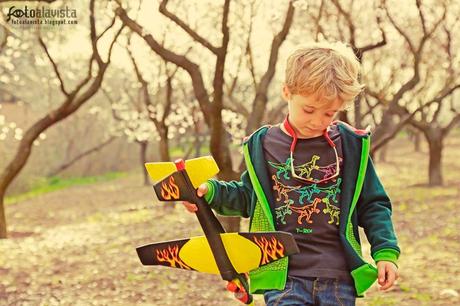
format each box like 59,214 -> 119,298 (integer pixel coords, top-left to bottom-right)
264,276 -> 356,306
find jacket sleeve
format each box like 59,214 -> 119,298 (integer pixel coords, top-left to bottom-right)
357,157 -> 401,266
204,170 -> 253,218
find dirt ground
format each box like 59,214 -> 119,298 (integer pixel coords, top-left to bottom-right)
1,134 -> 459,306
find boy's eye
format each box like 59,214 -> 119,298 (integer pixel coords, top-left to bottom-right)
303,108 -> 314,114
325,113 -> 335,117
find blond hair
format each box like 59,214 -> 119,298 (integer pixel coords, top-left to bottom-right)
285,41 -> 364,105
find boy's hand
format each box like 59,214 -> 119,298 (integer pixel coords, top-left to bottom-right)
182,183 -> 208,213
377,261 -> 399,291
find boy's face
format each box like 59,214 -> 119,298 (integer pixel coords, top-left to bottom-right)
283,85 -> 343,138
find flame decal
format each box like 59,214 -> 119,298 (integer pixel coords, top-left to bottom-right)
253,236 -> 285,265
156,245 -> 191,270
161,176 -> 180,200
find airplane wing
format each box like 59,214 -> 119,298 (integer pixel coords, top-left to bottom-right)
144,161 -> 177,183
184,156 -> 219,188
136,231 -> 299,274
144,156 -> 219,188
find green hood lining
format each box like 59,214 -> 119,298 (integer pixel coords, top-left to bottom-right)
243,143 -> 275,230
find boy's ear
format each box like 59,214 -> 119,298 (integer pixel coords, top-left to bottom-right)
282,84 -> 291,102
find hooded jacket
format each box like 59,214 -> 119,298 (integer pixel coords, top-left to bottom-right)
204,122 -> 400,296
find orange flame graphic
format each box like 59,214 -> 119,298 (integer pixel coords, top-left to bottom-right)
161,176 -> 180,200
254,236 -> 285,265
156,245 -> 191,270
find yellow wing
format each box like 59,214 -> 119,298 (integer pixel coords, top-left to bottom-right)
180,233 -> 261,274
184,156 -> 220,188
144,156 -> 219,187
136,232 -> 298,274
144,162 -> 176,183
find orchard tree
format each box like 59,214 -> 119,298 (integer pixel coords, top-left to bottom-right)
0,0 -> 124,238
114,0 -> 294,180
362,0 -> 447,154
392,21 -> 460,185
100,53 -> 195,184
114,0 -> 295,231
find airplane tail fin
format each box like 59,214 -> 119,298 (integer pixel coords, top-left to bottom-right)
152,171 -> 194,202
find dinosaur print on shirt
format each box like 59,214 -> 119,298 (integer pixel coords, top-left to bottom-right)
262,124 -> 350,280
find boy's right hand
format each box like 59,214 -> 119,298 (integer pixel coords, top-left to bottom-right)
182,183 -> 208,213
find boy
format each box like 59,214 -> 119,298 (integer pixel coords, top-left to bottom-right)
183,41 -> 400,305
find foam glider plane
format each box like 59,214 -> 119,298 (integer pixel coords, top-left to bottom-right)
137,156 -> 299,305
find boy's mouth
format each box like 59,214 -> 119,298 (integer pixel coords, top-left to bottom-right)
303,126 -> 319,132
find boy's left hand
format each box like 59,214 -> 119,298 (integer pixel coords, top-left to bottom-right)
377,261 -> 399,291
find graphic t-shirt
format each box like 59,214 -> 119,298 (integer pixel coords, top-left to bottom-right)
262,124 -> 352,282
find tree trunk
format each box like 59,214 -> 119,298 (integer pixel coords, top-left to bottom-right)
156,129 -> 175,210
0,196 -> 6,238
48,137 -> 115,177
158,127 -> 171,162
338,110 -> 349,124
426,131 -> 444,186
378,144 -> 388,162
413,132 -> 421,152
139,141 -> 149,186
0,10 -> 121,237
407,126 -> 422,152
0,112 -> 74,239
412,131 -> 422,152
218,216 -> 241,232
216,167 -> 241,232
195,135 -> 202,158
354,95 -> 362,128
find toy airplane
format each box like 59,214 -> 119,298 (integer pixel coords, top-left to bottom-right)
136,156 -> 299,305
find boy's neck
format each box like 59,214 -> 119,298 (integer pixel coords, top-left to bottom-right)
279,121 -> 324,139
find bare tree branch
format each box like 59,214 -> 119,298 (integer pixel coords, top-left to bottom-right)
311,0 -> 325,40
38,37 -> 69,97
415,0 -> 427,35
102,87 -> 123,121
266,99 -> 288,124
245,0 -> 295,134
0,21 -> 10,53
384,2 -> 416,54
129,49 -> 161,129
372,98 -> 440,152
48,136 -> 116,177
362,95 -> 379,122
90,0 -> 104,67
391,83 -> 460,132
225,2 -> 250,97
331,0 -> 355,46
159,0 -> 219,54
97,17 -> 117,41
444,113 -> 460,133
245,35 -> 257,91
360,5 -> 387,53
382,1 -> 446,109
223,96 -> 249,118
115,5 -> 212,124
